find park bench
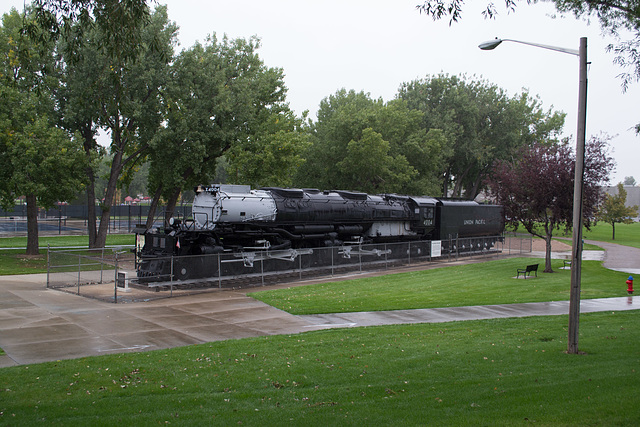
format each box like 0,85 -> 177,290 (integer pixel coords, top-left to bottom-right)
517,263 -> 539,279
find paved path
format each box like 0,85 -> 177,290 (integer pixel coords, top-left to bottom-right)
594,240 -> 640,275
1,241 -> 638,367
300,296 -> 639,329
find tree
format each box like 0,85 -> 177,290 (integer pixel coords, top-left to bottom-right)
225,110 -> 310,188
56,25 -> 105,247
298,89 -> 445,194
623,176 -> 637,186
597,182 -> 639,239
416,0 -> 640,132
56,5 -> 177,247
2,116 -> 86,255
29,0 -> 152,64
27,1 -> 174,248
335,128 -> 417,194
0,8 -> 85,255
488,136 -> 614,273
398,74 -> 565,198
146,34 -> 292,226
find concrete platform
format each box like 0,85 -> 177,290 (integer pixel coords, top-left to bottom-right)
0,274 -> 310,367
1,240 -> 639,367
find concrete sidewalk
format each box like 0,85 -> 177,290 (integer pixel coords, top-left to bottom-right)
1,242 -> 638,367
300,296 -> 639,330
594,240 -> 640,275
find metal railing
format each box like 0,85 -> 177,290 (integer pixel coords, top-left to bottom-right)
46,246 -> 136,301
46,233 -> 533,303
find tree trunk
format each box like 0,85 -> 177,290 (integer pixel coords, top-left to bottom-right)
148,166 -> 195,228
452,163 -> 473,198
25,194 -> 39,255
85,170 -> 98,248
451,182 -> 461,198
544,235 -> 554,273
81,127 -> 99,248
465,167 -> 487,200
164,187 -> 182,226
145,185 -> 163,229
612,222 -> 616,240
95,147 -> 125,248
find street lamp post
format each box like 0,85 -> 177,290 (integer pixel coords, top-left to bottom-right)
479,37 -> 588,354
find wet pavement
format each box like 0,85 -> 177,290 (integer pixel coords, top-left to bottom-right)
1,241 -> 639,367
301,296 -> 638,329
0,274 -> 309,367
595,240 -> 640,275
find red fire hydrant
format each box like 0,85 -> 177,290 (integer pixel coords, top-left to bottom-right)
627,276 -> 634,295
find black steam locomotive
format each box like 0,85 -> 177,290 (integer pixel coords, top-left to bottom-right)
136,184 -> 504,281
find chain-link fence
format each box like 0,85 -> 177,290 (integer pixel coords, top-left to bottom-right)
137,236 -> 503,284
46,246 -> 136,298
0,204 -> 192,235
503,231 -> 534,254
46,233 -> 532,303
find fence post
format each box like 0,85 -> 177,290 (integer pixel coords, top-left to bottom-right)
170,255 -> 174,297
77,253 -> 81,295
100,247 -> 104,284
114,252 -> 118,304
46,244 -> 50,289
385,243 -> 388,270
218,254 -> 222,289
520,236 -> 523,254
331,247 -> 334,277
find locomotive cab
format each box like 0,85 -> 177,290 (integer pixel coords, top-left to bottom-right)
407,196 -> 438,238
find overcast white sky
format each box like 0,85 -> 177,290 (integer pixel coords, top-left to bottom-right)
4,0 -> 639,183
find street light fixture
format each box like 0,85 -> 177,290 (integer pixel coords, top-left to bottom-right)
479,37 -> 588,354
479,37 -> 579,56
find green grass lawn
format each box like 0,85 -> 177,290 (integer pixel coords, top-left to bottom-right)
0,235 -> 134,275
0,250 -> 49,275
582,221 -> 640,248
1,229 -> 639,424
509,221 -> 640,249
250,258 -> 629,315
1,311 -> 638,425
0,234 -> 135,249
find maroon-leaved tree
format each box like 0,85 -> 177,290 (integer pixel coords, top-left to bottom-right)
487,136 -> 614,272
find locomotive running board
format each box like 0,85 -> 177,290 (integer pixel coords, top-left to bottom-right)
223,248 -> 315,267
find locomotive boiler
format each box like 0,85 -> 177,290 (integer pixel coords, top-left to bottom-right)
136,184 -> 504,281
